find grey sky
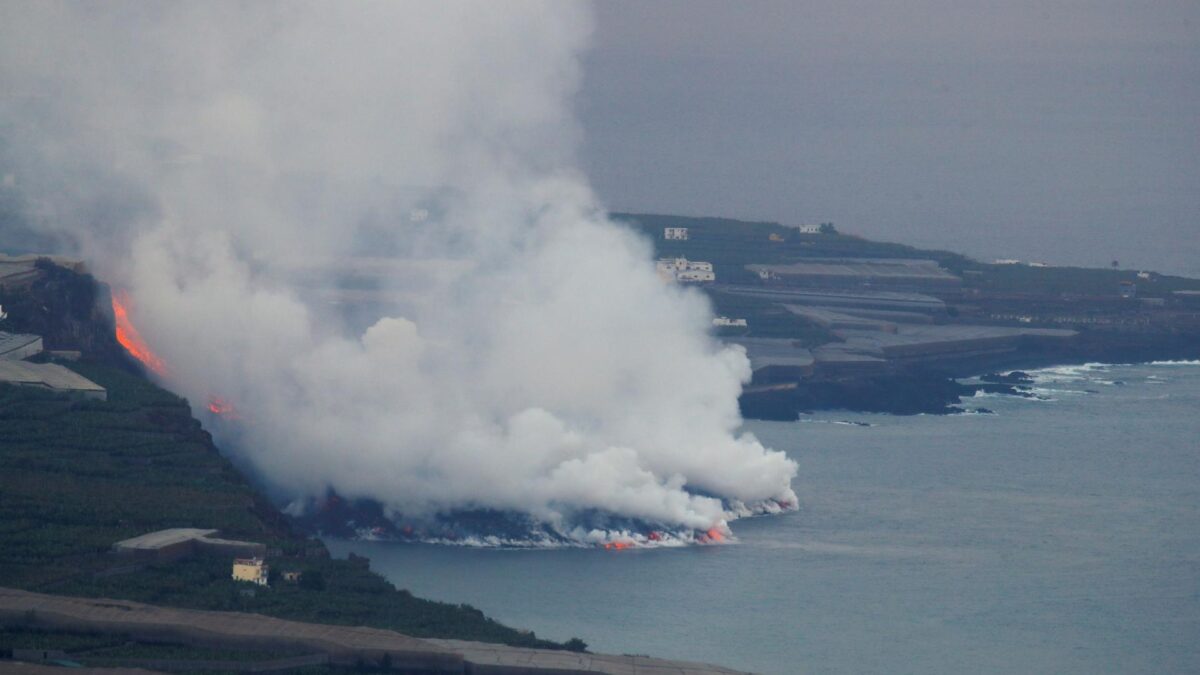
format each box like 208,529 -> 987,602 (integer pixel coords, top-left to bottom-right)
579,1 -> 1200,275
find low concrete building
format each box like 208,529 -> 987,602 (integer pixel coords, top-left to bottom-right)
812,324 -> 1077,371
713,316 -> 748,327
715,285 -> 948,315
727,338 -> 816,382
0,331 -> 43,360
663,226 -> 689,240
114,528 -> 266,562
0,360 -> 105,400
747,258 -> 961,290
657,257 -> 715,283
232,558 -> 269,586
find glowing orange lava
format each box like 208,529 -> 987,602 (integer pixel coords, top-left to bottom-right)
206,395 -> 238,418
603,541 -> 632,551
111,291 -> 167,376
705,527 -> 725,543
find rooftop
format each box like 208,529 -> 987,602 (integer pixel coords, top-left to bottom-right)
113,528 -> 219,551
823,324 -> 1077,361
0,253 -> 85,288
0,360 -> 105,398
714,285 -> 947,312
747,258 -> 960,282
0,331 -> 43,358
727,338 -> 814,369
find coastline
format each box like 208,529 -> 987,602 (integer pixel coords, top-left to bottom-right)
738,333 -> 1200,418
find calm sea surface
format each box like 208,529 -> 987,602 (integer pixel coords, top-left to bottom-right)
326,361 -> 1200,674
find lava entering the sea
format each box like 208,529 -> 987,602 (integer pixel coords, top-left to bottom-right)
111,291 -> 166,376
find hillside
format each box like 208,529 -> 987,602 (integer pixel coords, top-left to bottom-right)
616,212 -> 1200,297
0,357 -> 573,651
616,212 -> 1200,416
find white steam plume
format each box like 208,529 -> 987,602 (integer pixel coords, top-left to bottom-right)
0,2 -> 797,545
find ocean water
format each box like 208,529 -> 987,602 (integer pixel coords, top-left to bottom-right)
326,361 -> 1200,674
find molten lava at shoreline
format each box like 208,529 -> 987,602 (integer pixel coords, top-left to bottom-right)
111,291 -> 167,376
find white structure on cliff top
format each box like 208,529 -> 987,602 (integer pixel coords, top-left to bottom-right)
664,227 -> 689,240
713,316 -> 748,327
656,257 -> 714,283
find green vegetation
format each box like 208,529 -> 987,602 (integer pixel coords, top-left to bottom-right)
614,213 -> 974,283
616,213 -> 970,337
0,361 -> 567,650
965,263 -> 1200,297
616,212 -> 1200,302
0,367 -> 270,588
49,555 -> 542,646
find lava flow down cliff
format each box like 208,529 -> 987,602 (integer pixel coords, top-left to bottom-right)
111,291 -> 167,377
0,2 -> 798,546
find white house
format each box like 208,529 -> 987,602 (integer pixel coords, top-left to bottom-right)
795,224 -> 821,234
664,227 -> 689,240
713,316 -> 748,327
656,257 -> 715,283
232,557 -> 269,586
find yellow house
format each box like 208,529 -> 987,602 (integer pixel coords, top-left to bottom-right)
232,557 -> 269,586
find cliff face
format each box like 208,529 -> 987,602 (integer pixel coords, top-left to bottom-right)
0,258 -> 130,366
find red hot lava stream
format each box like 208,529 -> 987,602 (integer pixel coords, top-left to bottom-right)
112,290 -> 239,420
111,291 -> 167,376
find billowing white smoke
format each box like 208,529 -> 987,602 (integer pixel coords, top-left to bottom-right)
0,2 -> 797,545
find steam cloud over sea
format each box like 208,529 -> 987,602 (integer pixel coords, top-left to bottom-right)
0,2 -> 797,546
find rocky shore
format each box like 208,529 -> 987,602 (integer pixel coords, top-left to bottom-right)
738,330 -> 1200,418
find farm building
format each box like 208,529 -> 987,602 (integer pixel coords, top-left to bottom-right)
114,528 -> 266,563
656,257 -> 715,283
746,258 -> 961,290
0,331 -> 43,360
0,359 -> 105,400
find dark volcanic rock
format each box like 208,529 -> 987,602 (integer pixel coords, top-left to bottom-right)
0,258 -> 133,367
740,374 -> 976,418
980,371 -> 1034,385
